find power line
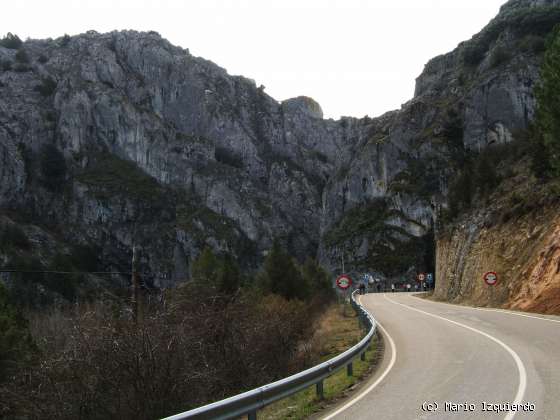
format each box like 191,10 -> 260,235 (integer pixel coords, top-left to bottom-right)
0,270 -> 136,275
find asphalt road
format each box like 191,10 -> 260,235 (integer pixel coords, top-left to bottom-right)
320,293 -> 560,420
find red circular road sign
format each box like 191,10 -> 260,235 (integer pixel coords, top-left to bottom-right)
417,273 -> 426,282
484,272 -> 498,286
336,275 -> 353,290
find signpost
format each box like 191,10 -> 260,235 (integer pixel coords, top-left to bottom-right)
336,274 -> 352,290
336,274 -> 353,306
484,272 -> 498,286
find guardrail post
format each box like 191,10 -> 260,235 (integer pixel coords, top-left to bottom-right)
316,380 -> 324,400
347,362 -> 353,377
248,411 -> 257,420
361,351 -> 366,361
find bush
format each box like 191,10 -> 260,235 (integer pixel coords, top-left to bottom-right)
0,33 -> 22,49
490,45 -> 512,68
13,63 -> 31,72
2,285 -> 324,419
0,224 -> 31,250
34,77 -> 57,97
5,256 -> 46,308
45,253 -> 80,301
70,244 -> 100,272
0,59 -> 11,71
519,34 -> 546,53
14,48 -> 29,64
59,34 -> 71,46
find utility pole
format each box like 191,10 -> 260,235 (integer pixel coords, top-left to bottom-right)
341,248 -> 345,274
131,244 -> 139,325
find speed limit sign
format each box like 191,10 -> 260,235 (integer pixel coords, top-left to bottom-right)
484,272 -> 498,286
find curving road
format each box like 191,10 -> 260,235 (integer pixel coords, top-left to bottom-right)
320,293 -> 560,420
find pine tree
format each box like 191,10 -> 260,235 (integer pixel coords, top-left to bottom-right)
191,247 -> 219,285
263,241 -> 304,300
476,152 -> 499,196
301,258 -> 334,299
535,25 -> 560,177
217,253 -> 241,294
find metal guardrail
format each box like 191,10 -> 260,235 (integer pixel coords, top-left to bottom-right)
163,290 -> 376,420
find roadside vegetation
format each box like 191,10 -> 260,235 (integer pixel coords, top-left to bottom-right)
0,243 -> 340,420
261,304 -> 380,419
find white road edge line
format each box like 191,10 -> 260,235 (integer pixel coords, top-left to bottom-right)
385,294 -> 527,420
321,295 -> 397,420
411,295 -> 560,324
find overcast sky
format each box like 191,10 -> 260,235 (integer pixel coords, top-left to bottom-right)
7,0 -> 507,119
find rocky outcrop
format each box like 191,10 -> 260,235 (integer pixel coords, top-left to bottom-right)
434,192 -> 560,315
0,0 -> 559,289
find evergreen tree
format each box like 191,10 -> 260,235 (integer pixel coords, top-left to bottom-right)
301,258 -> 332,298
535,25 -> 560,177
263,241 -> 304,300
217,253 -> 241,294
191,247 -> 219,285
476,152 -> 499,196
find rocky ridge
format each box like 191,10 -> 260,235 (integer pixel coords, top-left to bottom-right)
0,0 -> 559,290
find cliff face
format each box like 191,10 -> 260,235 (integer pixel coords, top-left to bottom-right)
1,0 -> 559,289
0,30 -> 369,286
318,0 -> 560,277
434,168 -> 560,314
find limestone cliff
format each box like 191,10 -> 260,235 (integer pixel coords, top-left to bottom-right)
0,0 -> 559,292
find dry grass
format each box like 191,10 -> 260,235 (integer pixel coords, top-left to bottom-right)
260,303 -> 380,419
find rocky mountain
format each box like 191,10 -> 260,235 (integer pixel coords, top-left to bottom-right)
1,0 -> 559,292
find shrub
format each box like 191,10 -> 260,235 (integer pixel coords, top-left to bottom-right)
70,244 -> 100,272
34,77 -> 57,97
13,63 -> 31,72
0,59 -> 11,71
519,34 -> 546,53
0,33 -> 22,49
2,284 -> 324,419
59,34 -> 71,47
0,224 -> 31,250
45,253 -> 79,301
14,48 -> 29,64
490,45 -> 512,68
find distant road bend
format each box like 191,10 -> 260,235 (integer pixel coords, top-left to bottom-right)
320,293 -> 560,420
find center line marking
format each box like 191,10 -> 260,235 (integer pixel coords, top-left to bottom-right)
385,294 -> 527,420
